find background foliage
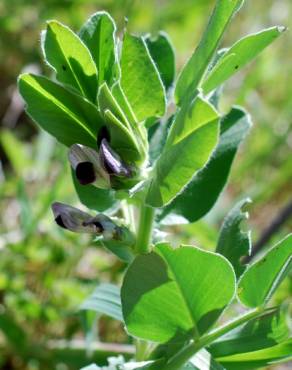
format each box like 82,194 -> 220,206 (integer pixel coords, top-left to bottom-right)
0,0 -> 291,369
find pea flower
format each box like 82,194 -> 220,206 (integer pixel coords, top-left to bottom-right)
69,138 -> 137,190
68,144 -> 110,189
51,202 -> 135,245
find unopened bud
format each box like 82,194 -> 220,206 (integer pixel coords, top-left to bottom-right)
99,139 -> 132,177
51,202 -> 135,247
52,202 -> 100,233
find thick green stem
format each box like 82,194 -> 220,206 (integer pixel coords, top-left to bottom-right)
135,204 -> 155,254
162,307 -> 265,370
134,204 -> 155,360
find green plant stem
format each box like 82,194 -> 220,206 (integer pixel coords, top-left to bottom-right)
162,307 -> 265,370
134,204 -> 155,361
135,204 -> 155,254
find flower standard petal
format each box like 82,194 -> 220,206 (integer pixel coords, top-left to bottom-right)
68,144 -> 111,188
51,203 -> 136,247
76,161 -> 96,185
51,202 -> 95,233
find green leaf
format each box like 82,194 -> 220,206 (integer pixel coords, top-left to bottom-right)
98,82 -> 132,130
149,115 -> 174,164
121,243 -> 235,343
238,234 -> 292,308
72,169 -> 117,212
202,27 -> 285,93
98,83 -> 146,162
98,83 -> 146,163
120,32 -> 166,122
146,96 -> 219,207
216,199 -> 252,278
111,83 -> 150,160
145,32 -> 175,90
100,239 -> 135,263
18,74 -> 101,148
43,21 -> 98,102
103,109 -> 143,163
80,283 -> 123,322
209,307 -> 290,358
79,11 -> 118,87
175,0 -> 243,105
111,82 -> 138,127
158,107 -> 252,222
216,339 -> 292,370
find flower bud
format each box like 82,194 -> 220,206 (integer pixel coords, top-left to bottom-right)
68,144 -> 110,189
99,138 -> 132,178
52,202 -> 99,233
51,202 -> 135,246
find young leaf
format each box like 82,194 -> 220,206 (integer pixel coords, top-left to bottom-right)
103,109 -> 143,163
202,27 -> 285,93
43,21 -> 98,102
158,107 -> 252,222
146,96 -> 219,207
79,11 -> 118,87
120,32 -> 166,122
209,307 -> 290,357
72,169 -> 117,212
98,82 -> 131,130
80,283 -> 123,322
98,82 -> 146,163
216,199 -> 252,278
111,82 -> 138,127
216,339 -> 292,370
175,0 -> 243,105
145,32 -> 175,91
18,74 -> 101,148
238,234 -> 292,308
111,82 -> 149,158
121,243 -> 235,343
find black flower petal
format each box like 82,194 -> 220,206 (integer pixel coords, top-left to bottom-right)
76,161 -> 96,185
55,215 -> 67,229
68,144 -> 110,189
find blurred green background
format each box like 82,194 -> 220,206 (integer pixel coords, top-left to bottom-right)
0,0 -> 291,369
